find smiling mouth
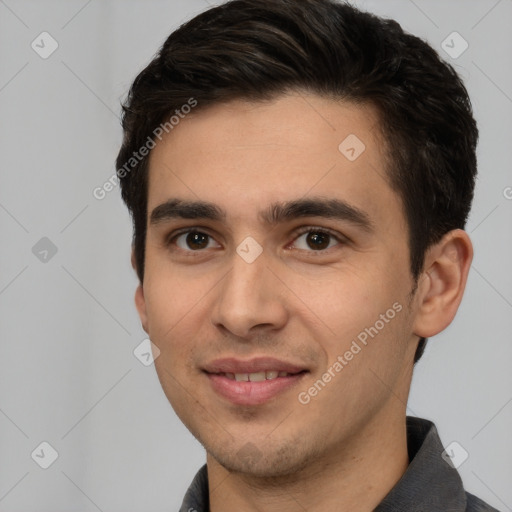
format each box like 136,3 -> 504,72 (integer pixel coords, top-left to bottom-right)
201,356 -> 310,405
204,370 -> 309,405
211,370 -> 306,382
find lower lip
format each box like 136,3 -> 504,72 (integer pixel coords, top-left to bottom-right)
205,372 -> 307,405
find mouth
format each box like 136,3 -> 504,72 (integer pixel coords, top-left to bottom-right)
202,357 -> 309,405
212,370 -> 304,381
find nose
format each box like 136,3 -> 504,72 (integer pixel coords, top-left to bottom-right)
211,247 -> 289,340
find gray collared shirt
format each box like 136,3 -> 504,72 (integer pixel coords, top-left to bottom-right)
179,416 -> 500,511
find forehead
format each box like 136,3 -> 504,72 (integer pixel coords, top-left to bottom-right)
146,92 -> 401,230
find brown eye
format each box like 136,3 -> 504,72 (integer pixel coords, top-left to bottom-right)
186,232 -> 209,249
173,231 -> 219,251
293,228 -> 341,252
305,231 -> 331,250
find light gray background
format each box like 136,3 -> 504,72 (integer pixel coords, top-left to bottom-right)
0,0 -> 511,510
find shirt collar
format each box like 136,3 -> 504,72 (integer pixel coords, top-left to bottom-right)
179,416 -> 467,512
374,416 -> 467,511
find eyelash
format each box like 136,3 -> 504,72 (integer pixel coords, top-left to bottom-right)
165,226 -> 346,256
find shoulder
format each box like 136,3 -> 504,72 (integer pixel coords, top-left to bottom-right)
465,491 -> 501,512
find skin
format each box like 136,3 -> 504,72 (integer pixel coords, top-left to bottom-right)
132,92 -> 473,511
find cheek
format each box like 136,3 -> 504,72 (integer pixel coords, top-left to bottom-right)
287,264 -> 409,375
144,267 -> 208,402
284,262 -> 392,332
142,262 -> 209,348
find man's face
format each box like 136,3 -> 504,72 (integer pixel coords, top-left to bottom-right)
136,93 -> 420,476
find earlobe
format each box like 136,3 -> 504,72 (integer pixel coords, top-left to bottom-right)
412,229 -> 473,339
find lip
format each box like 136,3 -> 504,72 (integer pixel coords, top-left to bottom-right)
205,372 -> 307,405
202,357 -> 309,406
202,356 -> 308,374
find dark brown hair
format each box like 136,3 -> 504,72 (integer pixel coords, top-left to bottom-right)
116,0 -> 478,363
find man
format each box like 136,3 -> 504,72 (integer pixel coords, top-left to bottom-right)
115,0 -> 499,510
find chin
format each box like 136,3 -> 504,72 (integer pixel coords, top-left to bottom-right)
208,439 -> 314,480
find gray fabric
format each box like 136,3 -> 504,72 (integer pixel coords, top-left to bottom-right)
179,417 -> 500,511
180,464 -> 209,512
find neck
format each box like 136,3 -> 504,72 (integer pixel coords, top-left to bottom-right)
208,409 -> 410,512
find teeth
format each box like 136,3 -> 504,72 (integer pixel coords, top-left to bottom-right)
227,371 -> 293,381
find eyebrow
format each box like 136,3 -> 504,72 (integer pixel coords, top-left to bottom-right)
150,197 -> 374,232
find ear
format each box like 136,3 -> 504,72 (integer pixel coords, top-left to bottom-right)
131,247 -> 149,333
412,229 -> 473,338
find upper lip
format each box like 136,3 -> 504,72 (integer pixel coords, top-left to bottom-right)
202,357 -> 308,374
